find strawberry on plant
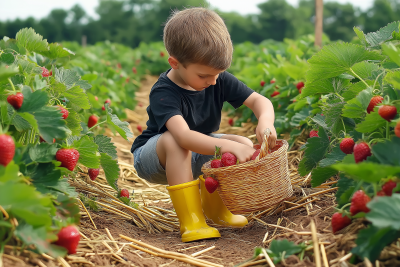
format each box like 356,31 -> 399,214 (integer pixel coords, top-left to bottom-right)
377,190 -> 386,196
160,51 -> 165,57
0,134 -> 15,166
382,180 -> 397,196
55,225 -> 80,254
270,80 -> 275,84
271,91 -> 280,97
41,67 -> 50,77
367,96 -> 383,113
137,125 -> 143,133
296,81 -> 304,90
309,130 -> 319,138
117,63 -> 122,69
49,70 -> 53,76
7,92 -> 24,110
88,115 -> 98,128
95,96 -> 98,101
56,148 -> 79,171
105,99 -> 111,106
260,80 -> 265,87
251,149 -> 260,161
395,121 -> 400,138
353,142 -> 371,163
378,105 -> 397,122
340,138 -> 355,154
350,190 -> 371,215
204,176 -> 219,193
221,152 -> 237,167
132,67 -> 137,74
102,106 -> 105,111
88,168 -> 100,181
228,118 -> 234,126
331,212 -> 352,234
57,105 -> 69,119
120,189 -> 129,198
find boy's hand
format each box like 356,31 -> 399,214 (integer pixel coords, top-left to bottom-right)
221,142 -> 255,164
256,122 -> 277,149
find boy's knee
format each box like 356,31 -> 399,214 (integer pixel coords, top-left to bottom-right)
158,131 -> 188,152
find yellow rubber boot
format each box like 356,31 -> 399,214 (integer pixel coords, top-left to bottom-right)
199,175 -> 248,227
167,180 -> 220,242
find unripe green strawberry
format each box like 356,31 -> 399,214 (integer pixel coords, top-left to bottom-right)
331,212 -> 352,234
55,225 -> 80,254
56,148 -> 79,171
353,142 -> 371,163
340,137 -> 355,154
0,134 -> 15,166
350,190 -> 370,215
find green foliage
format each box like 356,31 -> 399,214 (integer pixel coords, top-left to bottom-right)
366,195 -> 400,230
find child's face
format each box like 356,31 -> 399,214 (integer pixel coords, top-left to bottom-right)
179,63 -> 225,91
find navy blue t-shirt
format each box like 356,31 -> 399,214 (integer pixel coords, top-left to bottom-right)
130,69 -> 254,153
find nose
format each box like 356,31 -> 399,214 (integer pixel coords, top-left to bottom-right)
208,76 -> 217,86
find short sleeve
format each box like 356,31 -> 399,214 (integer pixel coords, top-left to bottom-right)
149,87 -> 183,132
221,71 -> 255,109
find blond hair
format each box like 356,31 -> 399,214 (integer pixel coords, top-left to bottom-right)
163,7 -> 233,70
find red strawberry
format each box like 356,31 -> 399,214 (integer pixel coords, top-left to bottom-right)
260,80 -> 265,87
95,96 -> 98,101
87,115 -> 98,128
211,159 -> 223,168
55,225 -> 80,254
296,81 -> 304,90
102,106 -> 105,111
340,138 -> 355,154
271,91 -> 280,97
120,189 -> 129,198
160,51 -> 165,57
41,67 -> 50,77
7,92 -> 24,110
331,212 -> 352,234
88,168 -> 100,181
49,70 -> 53,76
0,134 -> 15,166
105,99 -> 111,106
270,80 -> 275,84
309,130 -> 319,138
117,63 -> 122,69
132,67 -> 137,74
57,105 -> 69,119
221,152 -> 237,167
377,190 -> 386,196
251,149 -> 260,160
378,105 -> 397,122
56,148 -> 79,171
137,125 -> 143,133
350,190 -> 371,215
353,142 -> 371,163
395,121 -> 400,138
204,177 -> 219,193
253,144 -> 261,150
367,96 -> 383,113
228,118 -> 234,126
382,180 -> 397,196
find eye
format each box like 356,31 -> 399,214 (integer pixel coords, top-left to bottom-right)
199,76 -> 206,79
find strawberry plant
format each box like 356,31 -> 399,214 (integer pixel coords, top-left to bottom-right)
0,28 -> 132,259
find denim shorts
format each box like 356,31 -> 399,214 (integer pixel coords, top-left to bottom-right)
133,133 -> 225,185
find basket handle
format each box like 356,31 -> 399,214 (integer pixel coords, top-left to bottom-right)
255,128 -> 271,162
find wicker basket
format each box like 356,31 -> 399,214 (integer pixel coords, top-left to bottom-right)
201,129 -> 293,214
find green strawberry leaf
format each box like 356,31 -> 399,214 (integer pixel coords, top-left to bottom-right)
18,86 -> 48,113
382,43 -> 400,67
336,174 -> 356,207
93,135 -> 118,160
0,63 -> 19,82
35,106 -> 71,143
65,108 -> 82,136
300,77 -> 347,98
355,106 -> 387,133
342,81 -> 374,101
351,61 -> 380,80
39,43 -> 75,59
28,162 -> 62,185
63,86 -> 91,110
0,53 -> 15,65
351,225 -> 400,262
105,105 -> 133,141
15,28 -> 48,53
119,196 -> 130,205
32,75 -> 47,90
18,112 -> 38,132
75,80 -> 92,90
298,126 -> 330,176
323,102 -> 346,135
56,194 -> 80,224
0,162 -> 23,183
16,57 -> 42,75
366,194 -> 400,230
29,143 -> 58,163
35,177 -> 78,198
100,153 -> 119,191
311,166 -> 338,187
342,98 -> 365,119
331,162 -> 400,183
364,21 -> 400,47
72,136 -> 100,169
319,146 -> 346,167
353,27 -> 367,46
267,240 -> 304,264
385,70 -> 400,89
311,114 -> 329,130
371,137 -> 400,165
12,113 -> 33,131
54,67 -> 81,89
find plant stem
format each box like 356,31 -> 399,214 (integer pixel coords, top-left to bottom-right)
386,121 -> 390,140
88,120 -> 107,131
350,68 -> 370,88
8,78 -> 16,92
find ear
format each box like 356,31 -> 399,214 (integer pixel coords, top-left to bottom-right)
168,56 -> 180,69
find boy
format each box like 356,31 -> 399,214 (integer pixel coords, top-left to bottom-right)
131,7 -> 277,242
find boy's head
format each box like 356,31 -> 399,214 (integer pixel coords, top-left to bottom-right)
163,7 -> 233,71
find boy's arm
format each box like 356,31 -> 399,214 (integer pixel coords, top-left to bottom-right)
243,92 -> 277,148
165,115 -> 255,163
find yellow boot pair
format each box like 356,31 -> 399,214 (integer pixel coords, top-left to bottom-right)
166,176 -> 247,242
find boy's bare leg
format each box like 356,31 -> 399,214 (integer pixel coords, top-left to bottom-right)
220,134 -> 253,147
156,131 -> 193,186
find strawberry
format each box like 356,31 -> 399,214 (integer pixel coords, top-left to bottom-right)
211,159 -> 223,168
7,92 -> 24,110
120,189 -> 129,198
41,67 -> 50,77
204,176 -> 219,193
87,115 -> 98,128
251,149 -> 260,160
102,106 -> 105,111
221,152 -> 237,167
353,142 -> 371,163
331,212 -> 352,234
253,144 -> 261,150
270,80 -> 275,84
395,121 -> 400,138
260,80 -> 265,87
95,96 -> 98,101
57,105 -> 69,119
382,180 -> 397,196
160,51 -> 165,57
55,225 -> 80,254
377,190 -> 386,196
296,81 -> 304,90
271,91 -> 280,97
228,118 -> 234,126
309,130 -> 319,138
137,125 -> 143,133
117,63 -> 122,69
340,138 -> 355,154
88,168 -> 100,181
367,96 -> 383,113
105,99 -> 111,106
350,190 -> 371,215
132,67 -> 137,74
378,105 -> 397,122
56,148 -> 79,171
49,70 -> 53,76
0,134 -> 15,166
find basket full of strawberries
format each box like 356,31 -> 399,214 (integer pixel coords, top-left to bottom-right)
201,129 -> 293,214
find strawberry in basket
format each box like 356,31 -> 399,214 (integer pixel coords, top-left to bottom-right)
211,146 -> 223,168
205,176 -> 219,193
221,152 -> 237,167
